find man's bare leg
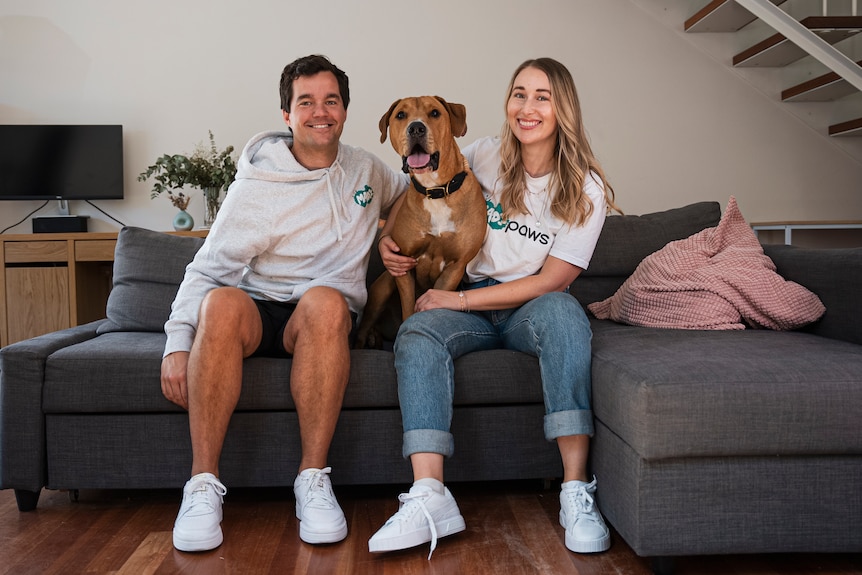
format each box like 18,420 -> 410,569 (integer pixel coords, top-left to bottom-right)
284,286 -> 352,544
283,286 -> 352,472
172,287 -> 262,552
188,287 -> 262,477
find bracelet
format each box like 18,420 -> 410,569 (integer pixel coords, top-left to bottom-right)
458,290 -> 469,312
378,233 -> 391,246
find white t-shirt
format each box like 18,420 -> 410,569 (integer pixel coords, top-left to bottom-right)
462,136 -> 607,284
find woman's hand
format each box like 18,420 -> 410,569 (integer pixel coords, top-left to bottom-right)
415,289 -> 461,312
380,234 -> 416,277
413,256 -> 583,314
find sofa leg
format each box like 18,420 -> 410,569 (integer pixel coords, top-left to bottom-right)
651,556 -> 676,575
14,488 -> 41,512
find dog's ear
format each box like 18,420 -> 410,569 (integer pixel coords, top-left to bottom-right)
435,96 -> 468,138
379,99 -> 401,144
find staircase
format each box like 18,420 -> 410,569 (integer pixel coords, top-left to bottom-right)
684,0 -> 862,137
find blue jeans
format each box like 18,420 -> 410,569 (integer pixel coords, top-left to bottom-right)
394,286 -> 594,459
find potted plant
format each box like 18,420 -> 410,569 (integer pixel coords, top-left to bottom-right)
138,131 -> 238,228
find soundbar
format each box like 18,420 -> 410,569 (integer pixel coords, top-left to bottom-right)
32,215 -> 90,233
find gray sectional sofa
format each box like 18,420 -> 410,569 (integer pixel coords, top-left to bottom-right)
1,201 -> 860,571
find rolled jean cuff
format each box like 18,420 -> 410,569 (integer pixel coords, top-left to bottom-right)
544,409 -> 594,441
403,429 -> 454,459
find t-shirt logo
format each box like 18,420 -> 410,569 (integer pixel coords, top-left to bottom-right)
487,198 -> 550,245
486,199 -> 506,230
354,185 -> 373,207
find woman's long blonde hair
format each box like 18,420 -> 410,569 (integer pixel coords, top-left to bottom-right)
498,58 -> 620,226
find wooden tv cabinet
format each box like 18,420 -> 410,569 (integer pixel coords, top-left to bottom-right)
0,230 -> 206,347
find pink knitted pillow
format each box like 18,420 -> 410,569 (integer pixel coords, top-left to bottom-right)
587,197 -> 825,330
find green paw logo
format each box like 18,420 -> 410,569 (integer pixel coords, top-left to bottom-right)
354,185 -> 373,207
487,199 -> 506,230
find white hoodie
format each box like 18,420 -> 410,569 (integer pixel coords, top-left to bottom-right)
163,130 -> 407,356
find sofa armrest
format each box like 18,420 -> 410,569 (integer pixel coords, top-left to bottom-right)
0,320 -> 105,493
764,245 -> 862,345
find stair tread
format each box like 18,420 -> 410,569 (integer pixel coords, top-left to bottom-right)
829,117 -> 862,136
684,7 -> 862,139
782,60 -> 862,101
685,0 -> 787,32
733,16 -> 862,67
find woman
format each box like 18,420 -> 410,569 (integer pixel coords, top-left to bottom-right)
369,57 -> 621,558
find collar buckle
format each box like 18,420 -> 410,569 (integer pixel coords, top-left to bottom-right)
412,171 -> 469,200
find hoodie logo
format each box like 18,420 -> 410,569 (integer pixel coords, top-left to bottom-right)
354,185 -> 373,207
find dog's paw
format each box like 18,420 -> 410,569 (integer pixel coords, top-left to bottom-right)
354,328 -> 384,350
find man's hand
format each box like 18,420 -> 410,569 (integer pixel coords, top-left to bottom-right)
161,351 -> 190,410
379,235 -> 416,277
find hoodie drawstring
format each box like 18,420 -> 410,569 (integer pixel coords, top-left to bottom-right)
325,161 -> 344,242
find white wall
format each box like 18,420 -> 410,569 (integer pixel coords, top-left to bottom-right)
1,0 -> 860,234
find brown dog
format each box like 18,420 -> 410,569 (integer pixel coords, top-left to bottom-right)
355,96 -> 486,348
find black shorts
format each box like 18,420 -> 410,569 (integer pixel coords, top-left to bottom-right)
252,299 -> 298,358
251,298 -> 358,358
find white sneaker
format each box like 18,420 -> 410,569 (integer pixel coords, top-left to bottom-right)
293,467 -> 348,544
559,477 -> 611,553
173,472 -> 227,552
368,484 -> 466,559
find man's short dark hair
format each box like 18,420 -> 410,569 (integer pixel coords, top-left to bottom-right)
280,55 -> 350,112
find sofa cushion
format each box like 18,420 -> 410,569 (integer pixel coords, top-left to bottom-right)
574,201 -> 721,306
97,227 -> 205,334
583,201 -> 722,277
590,319 -> 862,459
587,197 -> 825,330
41,335 -> 544,413
765,244 -> 862,346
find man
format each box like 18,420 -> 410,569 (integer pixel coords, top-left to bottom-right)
160,54 -> 407,552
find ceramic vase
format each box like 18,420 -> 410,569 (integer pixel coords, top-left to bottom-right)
173,210 -> 194,231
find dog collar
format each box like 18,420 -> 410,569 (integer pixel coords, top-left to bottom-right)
411,171 -> 469,200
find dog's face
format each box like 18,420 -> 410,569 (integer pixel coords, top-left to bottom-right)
378,96 -> 467,175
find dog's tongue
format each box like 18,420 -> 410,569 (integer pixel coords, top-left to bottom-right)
407,153 -> 431,168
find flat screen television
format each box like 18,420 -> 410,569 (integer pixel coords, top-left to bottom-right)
0,125 -> 124,204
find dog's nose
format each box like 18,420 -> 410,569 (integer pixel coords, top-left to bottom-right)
407,121 -> 426,138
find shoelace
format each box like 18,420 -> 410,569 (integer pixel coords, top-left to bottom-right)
186,477 -> 227,516
393,489 -> 439,560
302,467 -> 336,510
564,483 -> 600,526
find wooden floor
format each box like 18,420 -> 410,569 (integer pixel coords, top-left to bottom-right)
1,480 -> 860,575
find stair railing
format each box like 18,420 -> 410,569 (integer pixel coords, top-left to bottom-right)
734,0 -> 862,91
